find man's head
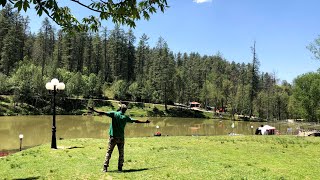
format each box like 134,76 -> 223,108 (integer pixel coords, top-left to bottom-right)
120,104 -> 127,113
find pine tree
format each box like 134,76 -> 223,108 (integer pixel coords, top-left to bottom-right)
174,52 -> 185,104
53,31 -> 63,68
0,5 -> 15,61
249,41 -> 260,116
135,34 -> 150,82
92,33 -> 102,74
40,18 -> 55,76
126,29 -> 136,82
108,25 -> 127,81
1,27 -> 16,75
0,5 -> 26,75
151,37 -> 175,110
101,27 -> 110,82
83,32 -> 93,74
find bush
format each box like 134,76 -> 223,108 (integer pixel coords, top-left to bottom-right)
147,106 -> 165,117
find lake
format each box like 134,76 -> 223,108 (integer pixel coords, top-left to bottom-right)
0,115 -> 314,151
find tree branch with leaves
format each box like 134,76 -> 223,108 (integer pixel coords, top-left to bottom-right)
1,0 -> 168,32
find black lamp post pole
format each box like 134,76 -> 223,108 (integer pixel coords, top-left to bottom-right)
19,138 -> 22,151
51,85 -> 57,149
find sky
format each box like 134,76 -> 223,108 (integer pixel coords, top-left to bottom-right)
19,0 -> 320,83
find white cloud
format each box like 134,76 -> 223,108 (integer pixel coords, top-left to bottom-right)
193,0 -> 212,3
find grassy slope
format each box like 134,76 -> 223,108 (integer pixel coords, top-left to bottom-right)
1,136 -> 320,180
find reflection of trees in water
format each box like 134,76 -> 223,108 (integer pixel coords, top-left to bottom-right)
127,119 -> 248,136
0,116 -> 112,150
0,116 -> 52,150
162,117 -> 205,126
58,116 -> 109,139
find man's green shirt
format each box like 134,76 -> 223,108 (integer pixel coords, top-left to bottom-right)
106,111 -> 135,138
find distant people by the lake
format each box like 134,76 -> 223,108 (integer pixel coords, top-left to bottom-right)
88,105 -> 150,172
154,131 -> 161,136
255,125 -> 263,135
255,125 -> 276,135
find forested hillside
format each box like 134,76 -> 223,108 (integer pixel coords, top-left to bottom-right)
0,5 -> 319,122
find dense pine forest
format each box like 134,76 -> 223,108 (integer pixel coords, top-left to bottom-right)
1,5 -> 320,122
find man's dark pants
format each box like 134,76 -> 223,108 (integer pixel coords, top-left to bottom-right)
103,136 -> 125,171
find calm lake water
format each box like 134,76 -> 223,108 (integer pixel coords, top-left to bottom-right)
0,115 -> 316,150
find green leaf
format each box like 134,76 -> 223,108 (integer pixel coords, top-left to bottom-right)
1,0 -> 7,7
14,1 -> 23,12
143,11 -> 150,20
160,5 -> 164,12
118,6 -> 125,15
23,1 -> 30,12
149,7 -> 156,14
37,9 -> 43,16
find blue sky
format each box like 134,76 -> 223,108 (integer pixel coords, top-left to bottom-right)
20,0 -> 320,83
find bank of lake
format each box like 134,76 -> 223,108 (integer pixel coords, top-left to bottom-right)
0,95 -> 215,119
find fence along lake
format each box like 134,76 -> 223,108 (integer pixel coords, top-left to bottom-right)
0,115 -> 313,151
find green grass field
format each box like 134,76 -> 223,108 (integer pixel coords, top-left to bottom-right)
1,136 -> 319,180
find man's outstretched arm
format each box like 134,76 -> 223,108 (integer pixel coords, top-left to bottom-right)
88,107 -> 108,116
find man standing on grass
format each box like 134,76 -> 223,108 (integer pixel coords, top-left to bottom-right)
89,104 -> 150,172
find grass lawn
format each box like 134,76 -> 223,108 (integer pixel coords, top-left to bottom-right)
1,136 -> 319,179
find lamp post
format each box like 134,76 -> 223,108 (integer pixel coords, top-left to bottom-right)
19,133 -> 23,151
46,78 -> 65,149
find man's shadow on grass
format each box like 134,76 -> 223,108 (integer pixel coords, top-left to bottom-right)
109,166 -> 164,173
13,176 -> 40,180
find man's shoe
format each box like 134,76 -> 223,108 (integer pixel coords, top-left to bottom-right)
118,167 -> 122,172
102,166 -> 108,173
